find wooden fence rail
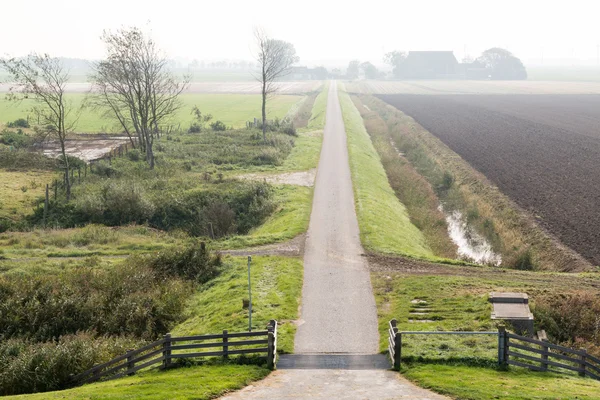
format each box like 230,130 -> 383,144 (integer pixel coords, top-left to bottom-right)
72,321 -> 277,386
388,319 -> 599,381
503,330 -> 600,380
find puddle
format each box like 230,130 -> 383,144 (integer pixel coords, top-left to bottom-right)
408,319 -> 435,323
439,204 -> 502,266
409,312 -> 429,315
411,299 -> 428,304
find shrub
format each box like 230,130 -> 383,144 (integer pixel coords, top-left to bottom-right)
145,243 -> 222,283
0,333 -> 142,396
0,262 -> 191,342
126,148 -> 142,162
511,247 -> 534,270
0,129 -> 32,149
6,118 -> 30,128
188,122 -> 202,133
210,120 -> 227,131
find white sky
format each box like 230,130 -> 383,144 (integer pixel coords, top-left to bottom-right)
1,0 -> 599,67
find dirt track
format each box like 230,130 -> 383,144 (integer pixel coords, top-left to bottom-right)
378,94 -> 600,266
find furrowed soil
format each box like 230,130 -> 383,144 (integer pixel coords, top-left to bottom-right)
378,94 -> 600,266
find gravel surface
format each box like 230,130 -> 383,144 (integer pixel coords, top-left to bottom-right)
378,94 -> 600,266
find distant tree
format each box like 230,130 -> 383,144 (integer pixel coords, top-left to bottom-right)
90,27 -> 189,169
254,28 -> 299,141
331,68 -> 342,78
1,54 -> 79,200
188,105 -> 213,133
360,61 -> 380,79
313,66 -> 328,80
477,48 -> 527,80
347,60 -> 360,79
383,51 -> 407,78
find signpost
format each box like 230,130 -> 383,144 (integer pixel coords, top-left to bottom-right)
247,256 -> 253,332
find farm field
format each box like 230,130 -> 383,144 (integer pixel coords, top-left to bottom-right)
0,93 -> 303,133
377,94 -> 600,266
346,79 -> 600,95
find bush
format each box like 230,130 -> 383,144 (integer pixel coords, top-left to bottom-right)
533,292 -> 600,356
0,333 -> 142,396
0,262 -> 192,342
126,148 -> 143,162
210,120 -> 227,131
6,118 -> 30,128
146,243 -> 222,283
0,129 -> 32,149
511,248 -> 534,270
188,122 -> 202,133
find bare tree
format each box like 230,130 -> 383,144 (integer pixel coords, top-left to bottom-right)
1,54 -> 78,200
254,28 -> 298,141
90,27 -> 189,168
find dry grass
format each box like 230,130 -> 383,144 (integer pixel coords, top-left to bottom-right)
0,169 -> 58,221
351,96 -> 457,259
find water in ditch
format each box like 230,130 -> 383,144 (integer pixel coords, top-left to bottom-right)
439,205 -> 502,266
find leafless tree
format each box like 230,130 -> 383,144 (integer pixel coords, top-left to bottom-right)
1,54 -> 79,200
254,28 -> 298,141
90,27 -> 189,169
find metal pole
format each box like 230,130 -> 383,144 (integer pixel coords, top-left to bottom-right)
248,255 -> 252,332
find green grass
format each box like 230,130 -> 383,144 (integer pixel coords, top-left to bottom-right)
372,265 -> 600,399
217,185 -> 312,250
306,82 -> 329,130
6,364 -> 268,400
172,255 -> 303,354
0,169 -> 58,221
403,364 -> 600,400
337,89 -> 432,258
0,94 -> 302,133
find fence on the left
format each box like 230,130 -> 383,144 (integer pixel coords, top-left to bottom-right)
71,320 -> 278,386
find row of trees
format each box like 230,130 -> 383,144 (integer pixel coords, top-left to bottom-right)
1,27 -> 299,197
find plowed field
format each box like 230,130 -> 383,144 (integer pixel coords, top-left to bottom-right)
378,94 -> 600,266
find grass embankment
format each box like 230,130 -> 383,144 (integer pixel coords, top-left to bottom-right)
0,94 -> 301,132
371,263 -> 600,399
5,254 -> 302,399
361,94 -> 590,272
351,95 -> 457,259
337,90 -> 432,258
5,365 -> 268,400
173,255 -> 303,353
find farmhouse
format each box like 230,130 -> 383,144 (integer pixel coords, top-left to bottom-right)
403,51 -> 460,79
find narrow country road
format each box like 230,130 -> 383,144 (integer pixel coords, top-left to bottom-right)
220,82 -> 447,399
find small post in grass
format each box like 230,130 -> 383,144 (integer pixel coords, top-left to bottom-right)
498,326 -> 508,367
223,330 -> 229,359
579,349 -> 587,377
43,184 -> 49,226
248,255 -> 253,332
162,333 -> 172,370
126,349 -> 135,376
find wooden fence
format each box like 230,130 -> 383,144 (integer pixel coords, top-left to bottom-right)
388,320 -> 599,381
501,328 -> 600,380
72,321 -> 277,386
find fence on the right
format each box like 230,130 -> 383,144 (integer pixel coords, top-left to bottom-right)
389,319 -> 600,381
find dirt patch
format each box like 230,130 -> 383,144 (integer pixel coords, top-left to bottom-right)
240,169 -> 316,187
378,94 -> 600,266
38,135 -> 130,162
222,234 -> 305,257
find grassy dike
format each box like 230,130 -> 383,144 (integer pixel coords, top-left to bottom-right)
8,255 -> 302,400
337,89 -> 433,258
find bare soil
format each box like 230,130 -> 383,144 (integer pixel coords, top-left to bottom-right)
239,169 -> 316,187
378,94 -> 600,266
38,134 -> 130,162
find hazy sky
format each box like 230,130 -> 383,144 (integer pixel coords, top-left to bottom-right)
1,0 -> 599,67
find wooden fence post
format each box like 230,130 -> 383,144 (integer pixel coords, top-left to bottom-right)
53,180 -> 57,201
78,167 -> 81,184
223,330 -> 229,359
126,350 -> 135,376
43,184 -> 49,225
394,330 -> 402,370
580,349 -> 587,377
162,333 -> 172,370
498,326 -> 508,367
538,330 -> 549,371
267,322 -> 275,370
